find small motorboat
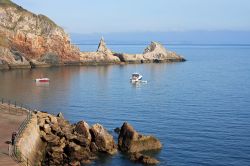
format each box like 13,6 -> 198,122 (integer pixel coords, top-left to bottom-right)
35,78 -> 50,83
130,73 -> 143,82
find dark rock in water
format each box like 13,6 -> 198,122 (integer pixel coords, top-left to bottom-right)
75,121 -> 92,141
114,127 -> 120,134
130,152 -> 160,165
90,123 -> 117,155
118,122 -> 162,153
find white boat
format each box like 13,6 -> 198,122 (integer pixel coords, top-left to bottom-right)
35,78 -> 50,83
130,73 -> 143,82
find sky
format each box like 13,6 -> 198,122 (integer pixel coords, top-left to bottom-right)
12,0 -> 250,34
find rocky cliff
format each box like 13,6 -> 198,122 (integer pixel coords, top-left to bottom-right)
0,0 -> 185,70
0,0 -> 80,69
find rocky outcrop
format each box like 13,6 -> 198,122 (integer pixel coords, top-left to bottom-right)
118,122 -> 162,153
90,123 -> 117,155
115,42 -> 185,63
118,122 -> 162,165
0,1 -> 185,70
80,37 -> 120,64
114,53 -> 145,64
36,111 -> 117,165
130,152 -> 160,165
75,121 -> 92,141
143,41 -> 185,62
0,0 -> 80,69
81,39 -> 185,65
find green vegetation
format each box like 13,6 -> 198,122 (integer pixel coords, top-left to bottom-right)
0,0 -> 28,12
0,0 -> 17,6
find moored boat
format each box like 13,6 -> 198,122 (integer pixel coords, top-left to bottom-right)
35,78 -> 50,83
130,73 -> 143,82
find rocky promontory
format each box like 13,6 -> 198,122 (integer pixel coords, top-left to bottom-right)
115,41 -> 185,63
0,0 -> 185,70
81,38 -> 185,65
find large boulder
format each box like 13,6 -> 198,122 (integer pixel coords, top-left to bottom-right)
118,122 -> 162,153
75,121 -> 92,141
143,42 -> 185,62
130,152 -> 160,165
90,123 -> 117,154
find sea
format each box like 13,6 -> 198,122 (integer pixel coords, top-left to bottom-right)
0,44 -> 250,166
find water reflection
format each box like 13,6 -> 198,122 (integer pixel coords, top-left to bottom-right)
35,82 -> 50,87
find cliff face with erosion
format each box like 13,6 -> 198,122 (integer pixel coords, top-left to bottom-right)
0,0 -> 80,69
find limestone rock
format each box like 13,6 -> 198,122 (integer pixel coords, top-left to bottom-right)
43,124 -> 51,134
80,37 -> 120,64
90,123 -> 117,154
97,37 -> 112,55
143,42 -> 185,62
73,134 -> 90,147
114,53 -> 145,63
130,152 -> 160,165
49,115 -> 58,124
118,122 -> 162,153
42,133 -> 60,146
75,121 -> 91,141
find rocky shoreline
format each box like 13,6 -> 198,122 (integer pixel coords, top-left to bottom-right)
34,111 -> 162,165
0,0 -> 185,71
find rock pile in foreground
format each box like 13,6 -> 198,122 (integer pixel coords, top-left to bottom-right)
36,112 -> 162,165
36,112 -> 117,165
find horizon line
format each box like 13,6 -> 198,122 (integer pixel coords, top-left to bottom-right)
74,43 -> 250,46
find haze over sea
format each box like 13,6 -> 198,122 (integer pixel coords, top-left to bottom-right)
1,41 -> 250,165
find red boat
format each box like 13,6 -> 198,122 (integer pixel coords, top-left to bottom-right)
35,78 -> 50,83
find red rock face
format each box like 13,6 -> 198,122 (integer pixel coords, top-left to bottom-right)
10,32 -> 80,62
0,1 -> 80,66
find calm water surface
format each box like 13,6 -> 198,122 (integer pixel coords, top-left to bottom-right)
1,45 -> 250,166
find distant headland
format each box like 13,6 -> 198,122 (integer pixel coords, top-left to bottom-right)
0,0 -> 185,70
